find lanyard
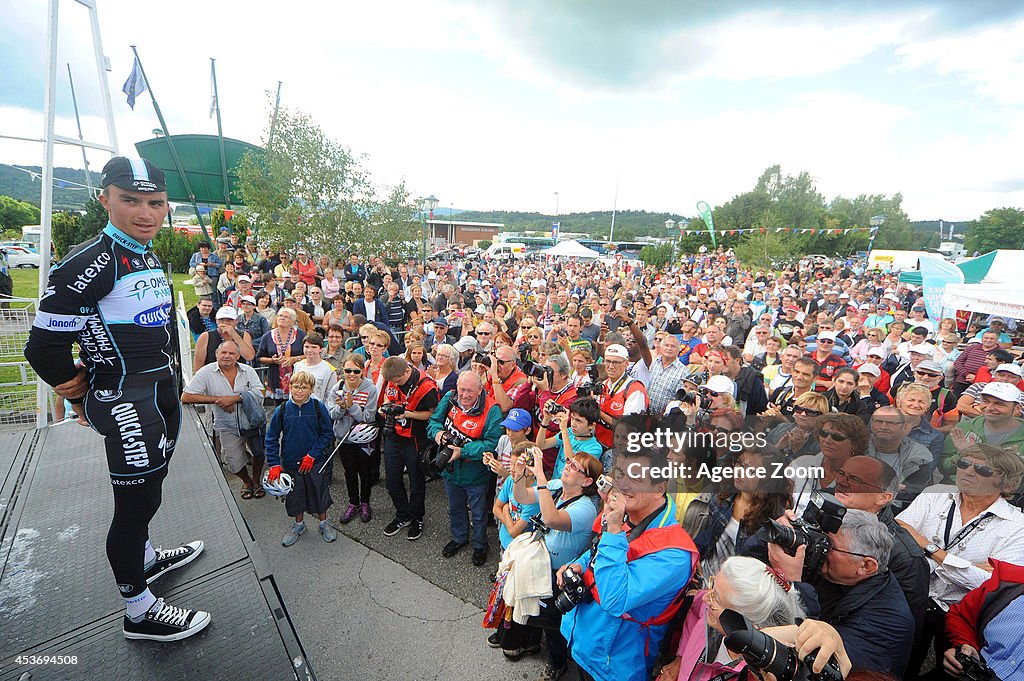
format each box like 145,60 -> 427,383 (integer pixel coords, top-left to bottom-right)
942,499 -> 994,550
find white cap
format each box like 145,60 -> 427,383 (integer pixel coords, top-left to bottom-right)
867,346 -> 887,358
839,292 -> 850,299
474,305 -> 488,314
858,363 -> 881,377
604,344 -> 629,360
817,331 -> 837,341
698,287 -> 708,294
705,375 -> 735,395
453,337 -> 477,353
240,295 -> 257,305
980,382 -> 1022,403
995,363 -> 1023,378
427,271 -> 437,279
908,344 -> 933,355
215,306 -> 237,320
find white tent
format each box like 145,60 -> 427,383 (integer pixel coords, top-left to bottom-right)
942,284 -> 1024,319
540,240 -> 602,259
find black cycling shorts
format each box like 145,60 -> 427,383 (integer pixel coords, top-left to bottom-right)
83,375 -> 181,480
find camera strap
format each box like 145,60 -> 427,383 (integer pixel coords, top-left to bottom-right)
942,499 -> 994,551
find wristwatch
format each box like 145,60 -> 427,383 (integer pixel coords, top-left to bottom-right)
923,542 -> 941,557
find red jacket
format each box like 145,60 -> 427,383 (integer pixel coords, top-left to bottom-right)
946,558 -> 1024,650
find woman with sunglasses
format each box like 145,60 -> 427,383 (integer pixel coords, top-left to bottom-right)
331,354 -> 378,525
788,412 -> 869,516
428,343 -> 459,399
850,327 -> 886,364
766,392 -> 828,460
363,329 -> 391,406
657,556 -> 806,681
694,445 -> 793,577
510,449 -> 602,676
896,444 -> 1024,677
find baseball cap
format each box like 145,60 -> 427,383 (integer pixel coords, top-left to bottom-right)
915,360 -> 943,374
236,274 -> 251,283
995,363 -> 1023,378
240,295 -> 257,305
296,248 -> 306,255
867,347 -> 887,358
818,331 -> 837,341
604,344 -> 629,360
784,305 -> 800,312
858,363 -> 881,377
432,317 -> 449,327
453,337 -> 477,353
980,382 -> 1022,403
427,271 -> 437,279
698,287 -> 708,294
500,408 -> 533,431
705,375 -> 735,395
100,156 -> 166,193
908,344 -> 933,355
839,292 -> 850,299
474,305 -> 488,315
215,306 -> 237,320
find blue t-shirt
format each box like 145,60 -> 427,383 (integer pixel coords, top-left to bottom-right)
542,480 -> 599,569
497,476 -> 540,550
552,431 -> 604,479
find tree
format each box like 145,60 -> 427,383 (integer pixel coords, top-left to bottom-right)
236,99 -> 372,252
50,197 -> 106,257
639,243 -> 673,268
965,207 -> 1024,253
0,195 -> 40,232
362,180 -> 419,260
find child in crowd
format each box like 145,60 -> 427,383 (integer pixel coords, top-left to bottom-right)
265,371 -> 336,546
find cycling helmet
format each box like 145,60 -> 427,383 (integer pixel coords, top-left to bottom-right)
262,470 -> 294,497
345,423 -> 380,444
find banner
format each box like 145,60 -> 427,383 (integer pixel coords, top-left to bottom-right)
552,221 -> 560,241
919,255 -> 965,322
696,201 -> 716,248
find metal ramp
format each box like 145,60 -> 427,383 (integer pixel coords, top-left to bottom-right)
0,414 -> 315,680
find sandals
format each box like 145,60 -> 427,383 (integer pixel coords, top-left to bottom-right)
252,487 -> 266,499
240,487 -> 254,500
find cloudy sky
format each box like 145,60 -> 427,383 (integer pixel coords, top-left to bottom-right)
2,1 -> 1023,222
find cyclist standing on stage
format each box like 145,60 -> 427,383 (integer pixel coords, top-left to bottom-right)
25,157 -> 210,642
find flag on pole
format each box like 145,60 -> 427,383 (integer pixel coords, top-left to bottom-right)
696,200 -> 717,248
209,61 -> 217,118
122,56 -> 147,110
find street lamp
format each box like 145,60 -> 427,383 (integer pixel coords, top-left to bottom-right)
419,194 -> 438,265
665,218 -> 689,266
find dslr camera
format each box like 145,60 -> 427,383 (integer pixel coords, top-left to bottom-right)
954,651 -> 997,681
675,386 -> 713,411
720,609 -> 843,681
434,430 -> 470,470
473,352 -> 491,368
379,402 -> 406,434
576,364 -> 605,398
765,492 -> 846,582
544,401 -> 566,416
517,341 -> 533,361
554,567 -> 593,614
522,360 -> 554,384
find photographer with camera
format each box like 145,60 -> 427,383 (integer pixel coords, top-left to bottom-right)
766,508 -> 914,676
427,371 -> 504,566
379,356 -> 440,541
943,558 -> 1023,681
535,397 -> 603,480
533,355 -> 580,473
594,344 -> 650,450
556,447 -> 698,681
486,345 -> 530,413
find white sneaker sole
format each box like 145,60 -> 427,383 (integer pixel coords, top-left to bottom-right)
123,611 -> 212,642
145,541 -> 205,585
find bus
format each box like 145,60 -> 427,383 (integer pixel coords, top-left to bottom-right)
519,236 -> 555,251
578,239 -> 610,254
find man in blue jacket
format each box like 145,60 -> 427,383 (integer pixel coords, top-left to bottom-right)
557,447 -> 697,681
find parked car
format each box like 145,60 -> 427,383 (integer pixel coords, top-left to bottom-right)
0,245 -> 41,268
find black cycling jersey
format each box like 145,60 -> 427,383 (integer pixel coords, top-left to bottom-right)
25,222 -> 173,389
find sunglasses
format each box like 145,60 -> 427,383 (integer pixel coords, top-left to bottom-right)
956,459 -> 1000,478
709,425 -> 733,434
792,406 -> 823,416
343,368 -> 362,375
476,331 -> 491,336
366,342 -> 386,348
818,339 -> 834,344
914,371 -> 940,378
819,428 -> 849,442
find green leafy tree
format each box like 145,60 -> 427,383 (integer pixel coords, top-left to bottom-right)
50,211 -> 82,258
236,99 -> 371,252
639,243 -> 673,268
965,207 -> 1024,253
0,195 -> 40,232
362,180 -> 419,260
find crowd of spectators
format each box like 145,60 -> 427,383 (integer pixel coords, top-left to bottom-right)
181,235 -> 1024,681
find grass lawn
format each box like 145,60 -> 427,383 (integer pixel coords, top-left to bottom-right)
9,267 -> 198,310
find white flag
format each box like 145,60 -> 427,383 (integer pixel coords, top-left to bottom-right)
209,62 -> 217,118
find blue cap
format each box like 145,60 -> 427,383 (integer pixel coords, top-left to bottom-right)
500,408 -> 532,431
433,317 -> 449,327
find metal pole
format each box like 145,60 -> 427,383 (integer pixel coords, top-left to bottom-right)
66,63 -> 95,197
211,58 -> 231,209
37,0 -> 60,428
130,45 -> 210,239
609,177 -> 618,244
87,0 -> 119,156
268,81 -> 283,148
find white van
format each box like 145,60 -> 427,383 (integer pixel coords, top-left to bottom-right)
485,242 -> 526,261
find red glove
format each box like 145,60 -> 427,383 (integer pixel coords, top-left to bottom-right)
298,455 -> 315,474
267,465 -> 282,482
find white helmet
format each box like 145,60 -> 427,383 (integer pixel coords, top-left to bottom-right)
345,423 -> 379,444
262,470 -> 294,497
